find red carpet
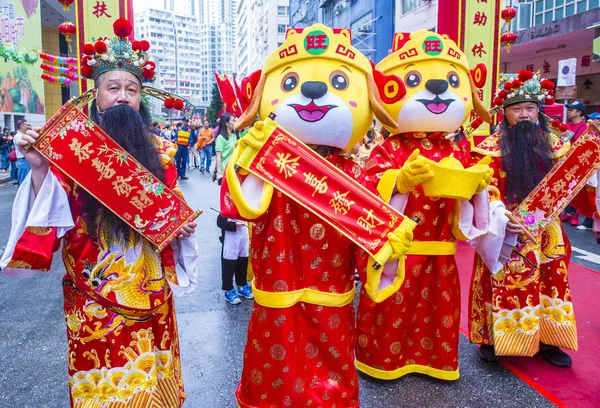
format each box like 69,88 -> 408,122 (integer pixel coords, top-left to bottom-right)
456,241 -> 600,408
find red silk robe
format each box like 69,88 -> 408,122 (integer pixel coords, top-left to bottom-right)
3,138 -> 188,408
356,133 -> 474,381
468,134 -> 578,356
221,153 -> 365,408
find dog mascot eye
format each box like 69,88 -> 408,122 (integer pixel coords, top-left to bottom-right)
281,72 -> 299,92
447,72 -> 460,88
405,71 -> 421,88
329,71 -> 349,90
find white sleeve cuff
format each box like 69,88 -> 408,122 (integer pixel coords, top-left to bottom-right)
470,200 -> 515,275
168,232 -> 199,297
1,169 -> 74,277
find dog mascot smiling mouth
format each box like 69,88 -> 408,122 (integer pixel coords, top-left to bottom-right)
417,95 -> 454,114
289,101 -> 336,122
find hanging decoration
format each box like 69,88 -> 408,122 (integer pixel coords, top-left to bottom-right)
500,3 -> 518,52
40,63 -> 78,75
39,52 -> 78,65
58,21 -> 77,52
500,31 -> 518,52
163,97 -> 185,111
0,42 -> 39,65
41,73 -> 79,85
39,52 -> 79,86
58,0 -> 75,12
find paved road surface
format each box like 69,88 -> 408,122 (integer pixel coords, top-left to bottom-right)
0,169 -> 595,407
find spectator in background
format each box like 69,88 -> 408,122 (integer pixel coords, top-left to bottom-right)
356,133 -> 374,168
9,131 -> 17,184
1,127 -> 11,172
565,100 -> 589,142
152,122 -> 161,136
174,118 -> 191,180
197,121 -> 214,173
13,119 -> 32,186
215,113 -> 237,185
561,100 -> 590,227
188,124 -> 200,169
217,214 -> 252,305
161,122 -> 173,141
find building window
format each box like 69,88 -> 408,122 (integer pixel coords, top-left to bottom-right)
278,6 -> 288,15
402,0 -> 419,15
278,24 -> 287,34
532,0 -> 599,25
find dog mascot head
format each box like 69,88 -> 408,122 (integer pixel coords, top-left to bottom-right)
236,24 -> 396,151
375,30 -> 490,134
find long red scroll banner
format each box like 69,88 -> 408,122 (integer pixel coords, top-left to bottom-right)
235,117 -> 417,267
35,99 -> 201,250
511,125 -> 600,242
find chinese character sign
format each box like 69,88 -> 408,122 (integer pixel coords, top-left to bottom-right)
34,99 -> 202,251
235,118 -> 416,266
461,0 -> 501,135
76,0 -> 133,93
0,0 -> 45,116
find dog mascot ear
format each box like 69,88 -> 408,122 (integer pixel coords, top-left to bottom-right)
469,64 -> 491,123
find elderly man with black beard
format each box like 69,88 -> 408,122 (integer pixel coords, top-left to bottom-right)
467,71 -> 577,368
0,20 -> 198,407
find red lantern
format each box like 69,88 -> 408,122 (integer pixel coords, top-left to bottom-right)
58,20 -> 77,44
501,6 -> 517,25
58,0 -> 74,11
501,31 -> 517,52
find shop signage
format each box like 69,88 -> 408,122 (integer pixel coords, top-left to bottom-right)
555,86 -> 577,100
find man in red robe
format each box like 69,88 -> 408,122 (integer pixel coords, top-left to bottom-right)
0,20 -> 198,407
468,71 -> 577,367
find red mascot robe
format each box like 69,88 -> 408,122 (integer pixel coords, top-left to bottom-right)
468,133 -> 578,356
221,153 -> 365,408
0,138 -> 198,408
355,132 -> 488,381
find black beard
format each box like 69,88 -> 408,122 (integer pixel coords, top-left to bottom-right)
81,103 -> 164,238
500,117 -> 554,205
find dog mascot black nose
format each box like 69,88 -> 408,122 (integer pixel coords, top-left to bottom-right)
301,81 -> 328,99
425,79 -> 448,95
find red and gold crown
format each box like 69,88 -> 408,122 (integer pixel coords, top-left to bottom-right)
79,19 -> 156,83
492,70 -> 555,107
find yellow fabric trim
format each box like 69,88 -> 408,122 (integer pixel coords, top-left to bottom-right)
377,169 -> 401,203
364,256 -> 406,303
225,145 -> 274,220
407,241 -> 457,255
451,201 -> 469,242
355,360 -> 460,381
252,281 -> 355,308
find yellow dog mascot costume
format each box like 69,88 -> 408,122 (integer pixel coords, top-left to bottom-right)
220,24 -> 413,407
355,29 -> 494,381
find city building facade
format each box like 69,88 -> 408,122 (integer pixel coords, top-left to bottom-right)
503,0 -> 600,112
236,0 -> 290,76
290,0 -> 395,63
135,0 -> 238,116
135,8 -> 203,118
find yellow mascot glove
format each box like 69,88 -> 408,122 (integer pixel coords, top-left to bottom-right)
237,121 -> 268,151
396,148 -> 434,194
387,228 -> 413,261
475,156 -> 494,194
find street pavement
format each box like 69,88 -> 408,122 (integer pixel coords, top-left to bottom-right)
0,168 -> 596,407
